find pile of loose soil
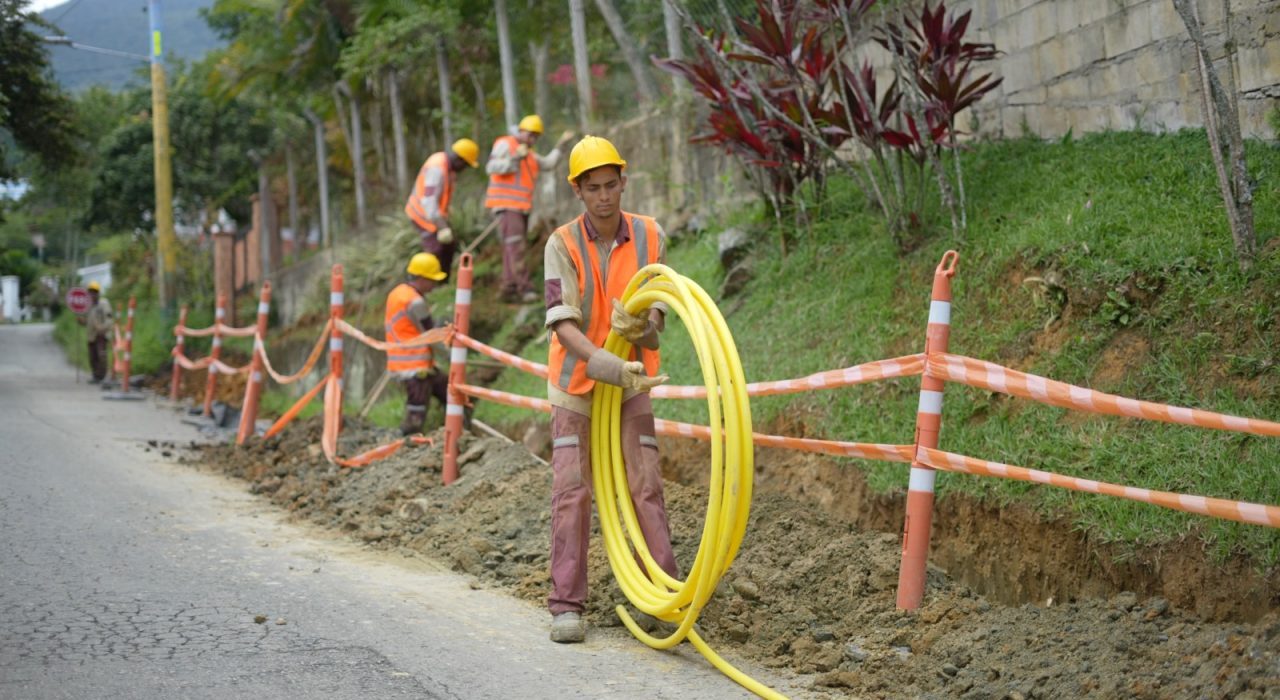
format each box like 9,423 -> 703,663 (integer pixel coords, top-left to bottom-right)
186,419 -> 1280,699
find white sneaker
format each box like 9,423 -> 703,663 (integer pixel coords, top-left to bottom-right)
549,611 -> 585,643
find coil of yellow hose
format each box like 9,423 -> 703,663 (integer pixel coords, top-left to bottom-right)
591,264 -> 785,700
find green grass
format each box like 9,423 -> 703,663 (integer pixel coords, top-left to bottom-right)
478,129 -> 1280,568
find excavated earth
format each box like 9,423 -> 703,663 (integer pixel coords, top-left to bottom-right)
184,416 -> 1280,699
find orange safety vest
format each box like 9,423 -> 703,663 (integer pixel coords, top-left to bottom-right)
384,283 -> 434,374
485,135 -> 538,212
404,152 -> 453,232
547,212 -> 662,396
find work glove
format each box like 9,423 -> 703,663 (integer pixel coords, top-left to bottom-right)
586,348 -> 667,392
436,227 -> 454,244
515,143 -> 530,158
610,299 -> 659,350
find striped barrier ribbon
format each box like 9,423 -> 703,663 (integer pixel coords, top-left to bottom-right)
215,323 -> 258,338
929,353 -> 1280,438
263,373 -> 329,440
452,332 -> 926,400
915,446 -> 1280,528
317,373 -> 435,467
172,352 -> 214,371
257,319 -> 333,385
210,359 -> 251,376
176,324 -> 217,338
454,383 -> 914,463
335,319 -> 451,353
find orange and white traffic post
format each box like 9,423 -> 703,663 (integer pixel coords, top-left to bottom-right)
329,264 -> 345,395
170,305 -> 188,401
120,296 -> 136,393
442,254 -> 475,485
896,250 -> 959,610
237,282 -> 272,445
203,294 -> 227,417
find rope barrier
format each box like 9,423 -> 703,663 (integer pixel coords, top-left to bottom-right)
257,319 -> 333,385
210,359 -> 251,376
336,319 -> 451,352
263,372 -> 329,440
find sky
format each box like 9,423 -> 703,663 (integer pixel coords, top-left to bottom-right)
28,0 -> 68,11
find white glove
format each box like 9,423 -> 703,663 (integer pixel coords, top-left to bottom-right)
515,143 -> 530,158
437,227 -> 454,244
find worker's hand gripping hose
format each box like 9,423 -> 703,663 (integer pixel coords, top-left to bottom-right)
591,264 -> 785,700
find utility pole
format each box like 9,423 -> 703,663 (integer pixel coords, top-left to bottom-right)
149,0 -> 176,312
495,0 -> 519,128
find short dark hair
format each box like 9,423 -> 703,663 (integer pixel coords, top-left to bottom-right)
573,164 -> 623,186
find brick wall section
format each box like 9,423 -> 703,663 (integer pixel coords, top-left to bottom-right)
869,0 -> 1278,139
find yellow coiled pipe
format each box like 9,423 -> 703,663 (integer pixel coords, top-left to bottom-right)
591,264 -> 785,700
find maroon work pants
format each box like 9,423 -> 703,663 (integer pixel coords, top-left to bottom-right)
418,225 -> 458,282
497,210 -> 532,296
88,335 -> 107,381
548,394 -> 678,615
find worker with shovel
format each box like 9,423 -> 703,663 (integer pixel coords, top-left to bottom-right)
542,136 -> 677,644
484,115 -> 575,303
385,253 -> 450,436
405,139 -> 480,281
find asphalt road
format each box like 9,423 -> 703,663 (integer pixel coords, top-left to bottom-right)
0,323 -> 807,699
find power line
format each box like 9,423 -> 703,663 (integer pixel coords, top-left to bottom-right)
49,0 -> 87,24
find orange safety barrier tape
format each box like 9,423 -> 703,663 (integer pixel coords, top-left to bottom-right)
216,323 -> 258,338
454,383 -> 914,463
210,359 -> 251,375
654,353 -> 926,399
454,333 -> 549,378
172,351 -> 214,371
257,319 -> 333,385
317,375 -> 437,468
916,446 -> 1280,528
176,324 -> 217,337
336,319 -> 452,352
930,353 -> 1280,438
264,373 -> 329,440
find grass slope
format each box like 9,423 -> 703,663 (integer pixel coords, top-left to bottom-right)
478,130 -> 1280,568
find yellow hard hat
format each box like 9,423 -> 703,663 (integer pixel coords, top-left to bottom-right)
87,281 -> 101,292
518,114 -> 544,134
407,252 -> 447,281
567,135 -> 627,183
451,138 -> 479,168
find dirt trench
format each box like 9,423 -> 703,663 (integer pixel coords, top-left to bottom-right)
184,416 -> 1280,699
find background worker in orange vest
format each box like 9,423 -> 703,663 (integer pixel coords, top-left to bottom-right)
405,138 -> 479,280
484,115 -> 575,303
385,253 -> 449,436
541,136 -> 676,644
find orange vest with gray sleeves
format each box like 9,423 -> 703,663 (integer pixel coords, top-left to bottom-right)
547,212 -> 662,396
384,283 -> 434,374
485,135 -> 539,211
405,152 -> 452,232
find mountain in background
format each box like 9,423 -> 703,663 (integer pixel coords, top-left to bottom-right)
39,0 -> 221,91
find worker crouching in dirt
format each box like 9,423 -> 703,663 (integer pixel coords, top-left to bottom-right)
385,253 -> 450,436
542,136 -> 677,644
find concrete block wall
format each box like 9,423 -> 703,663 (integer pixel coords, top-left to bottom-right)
870,0 -> 1279,139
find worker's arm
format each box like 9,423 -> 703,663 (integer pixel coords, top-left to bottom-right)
485,139 -> 519,175
420,166 -> 447,229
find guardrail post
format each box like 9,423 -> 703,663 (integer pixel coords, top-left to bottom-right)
203,293 -> 226,417
170,305 -> 188,401
897,250 -> 959,610
120,296 -> 136,393
237,282 -> 272,445
442,253 -> 474,485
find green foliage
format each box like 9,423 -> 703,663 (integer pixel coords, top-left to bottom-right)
0,0 -> 78,181
0,248 -> 38,291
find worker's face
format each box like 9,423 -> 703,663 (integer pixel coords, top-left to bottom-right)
573,167 -> 625,219
519,130 -> 540,146
449,155 -> 468,172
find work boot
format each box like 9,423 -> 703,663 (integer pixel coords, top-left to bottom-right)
549,611 -> 586,643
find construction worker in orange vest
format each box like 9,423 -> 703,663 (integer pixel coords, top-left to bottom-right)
405,138 -> 479,280
484,115 -> 575,303
542,136 -> 676,644
385,253 -> 449,436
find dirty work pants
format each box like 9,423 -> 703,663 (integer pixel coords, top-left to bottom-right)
548,394 -> 678,615
497,210 -> 532,297
88,334 -> 107,381
400,370 -> 448,436
418,225 -> 458,282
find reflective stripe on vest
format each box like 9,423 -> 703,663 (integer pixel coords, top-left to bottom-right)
384,283 -> 434,373
485,135 -> 538,211
404,152 -> 453,232
547,212 -> 662,396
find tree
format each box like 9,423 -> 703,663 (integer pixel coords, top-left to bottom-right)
0,0 -> 77,182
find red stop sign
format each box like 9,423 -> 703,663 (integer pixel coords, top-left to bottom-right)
66,287 -> 93,313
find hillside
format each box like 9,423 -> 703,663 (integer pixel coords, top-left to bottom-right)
39,0 -> 220,91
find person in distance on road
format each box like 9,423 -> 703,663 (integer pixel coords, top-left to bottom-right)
542,135 -> 678,644
77,281 -> 112,384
